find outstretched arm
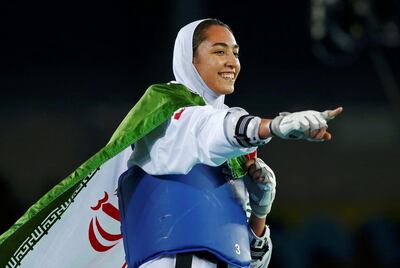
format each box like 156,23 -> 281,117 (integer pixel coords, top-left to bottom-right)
224,107 -> 343,147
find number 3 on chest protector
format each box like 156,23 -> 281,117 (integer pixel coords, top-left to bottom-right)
235,244 -> 241,255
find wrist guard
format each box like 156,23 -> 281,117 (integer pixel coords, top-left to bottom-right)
224,108 -> 271,148
248,225 -> 272,267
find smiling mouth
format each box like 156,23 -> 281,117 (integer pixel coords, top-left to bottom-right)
218,72 -> 235,81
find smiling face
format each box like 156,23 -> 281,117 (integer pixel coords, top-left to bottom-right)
193,25 -> 241,95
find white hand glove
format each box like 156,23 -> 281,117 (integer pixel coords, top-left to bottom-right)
269,110 -> 330,141
243,158 -> 276,219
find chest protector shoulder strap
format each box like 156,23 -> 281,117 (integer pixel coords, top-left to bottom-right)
118,164 -> 251,268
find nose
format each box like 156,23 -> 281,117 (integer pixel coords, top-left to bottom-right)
225,52 -> 239,69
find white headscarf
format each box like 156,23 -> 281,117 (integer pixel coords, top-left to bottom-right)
172,19 -> 226,109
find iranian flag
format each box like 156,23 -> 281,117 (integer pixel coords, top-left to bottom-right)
0,145 -> 132,268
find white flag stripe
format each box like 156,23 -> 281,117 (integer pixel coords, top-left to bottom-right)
18,147 -> 132,268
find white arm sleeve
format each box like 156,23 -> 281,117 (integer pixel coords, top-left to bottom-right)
128,105 -> 256,175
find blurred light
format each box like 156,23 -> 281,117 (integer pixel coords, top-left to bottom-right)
310,0 -> 400,65
310,0 -> 400,123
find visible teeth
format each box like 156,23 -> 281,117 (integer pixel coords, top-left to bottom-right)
220,73 -> 234,79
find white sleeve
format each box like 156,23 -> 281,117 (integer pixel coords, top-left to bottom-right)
128,105 -> 256,175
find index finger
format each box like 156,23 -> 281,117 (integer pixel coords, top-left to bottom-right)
321,107 -> 343,120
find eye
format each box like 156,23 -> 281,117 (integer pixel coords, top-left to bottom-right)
215,51 -> 225,56
233,51 -> 239,58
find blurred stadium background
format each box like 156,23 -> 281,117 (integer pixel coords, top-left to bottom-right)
1,0 -> 399,267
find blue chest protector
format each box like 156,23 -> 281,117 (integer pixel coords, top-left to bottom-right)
118,164 -> 251,268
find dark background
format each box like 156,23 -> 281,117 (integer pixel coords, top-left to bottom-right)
1,0 -> 400,267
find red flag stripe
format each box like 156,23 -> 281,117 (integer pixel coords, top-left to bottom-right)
245,150 -> 257,160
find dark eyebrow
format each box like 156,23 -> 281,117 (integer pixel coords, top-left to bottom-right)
211,42 -> 240,49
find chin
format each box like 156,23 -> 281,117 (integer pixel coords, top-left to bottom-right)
217,84 -> 235,95
225,88 -> 235,95
210,83 -> 235,95
224,86 -> 235,95
214,88 -> 234,95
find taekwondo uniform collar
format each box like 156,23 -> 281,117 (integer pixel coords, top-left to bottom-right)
172,19 -> 226,109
